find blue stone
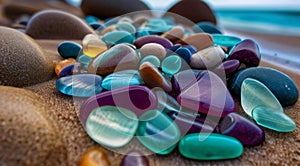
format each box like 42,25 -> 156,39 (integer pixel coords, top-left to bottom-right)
168,44 -> 181,52
85,15 -> 99,24
175,47 -> 192,63
77,54 -> 92,70
102,31 -> 135,47
183,45 -> 197,54
90,23 -> 104,30
136,28 -> 150,39
193,22 -> 222,34
57,41 -> 82,59
59,64 -> 74,77
56,74 -> 103,97
101,70 -> 144,90
212,34 -> 242,50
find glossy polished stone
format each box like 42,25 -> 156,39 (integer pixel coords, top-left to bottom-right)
175,47 -> 192,63
134,35 -> 173,49
101,70 -> 144,90
121,150 -> 149,166
140,55 -> 161,68
80,85 -> 157,124
54,58 -> 76,76
179,133 -> 243,160
162,55 -> 182,76
193,22 -> 222,34
220,113 -> 265,146
177,71 -> 235,117
58,64 -> 75,77
116,22 -> 136,34
88,44 -> 139,75
213,59 -> 240,76
78,147 -> 110,166
228,39 -> 261,67
229,67 -> 299,107
252,106 -> 296,132
161,25 -> 185,43
212,34 -> 241,50
57,41 -> 82,59
181,33 -> 213,51
190,46 -> 225,69
153,89 -> 180,113
86,106 -> 138,148
56,74 -> 102,97
136,110 -> 180,155
82,34 -> 107,58
171,69 -> 200,95
139,62 -> 172,93
241,78 -> 283,117
102,31 -> 135,47
140,43 -> 166,60
77,54 -> 92,70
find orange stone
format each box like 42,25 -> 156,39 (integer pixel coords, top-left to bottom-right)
54,58 -> 76,76
78,147 -> 110,166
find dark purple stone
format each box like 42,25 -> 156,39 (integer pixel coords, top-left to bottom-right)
177,71 -> 235,117
213,59 -> 240,75
121,150 -> 149,166
220,113 -> 265,146
79,85 -> 157,125
134,35 -> 173,49
171,69 -> 202,95
228,39 -> 261,67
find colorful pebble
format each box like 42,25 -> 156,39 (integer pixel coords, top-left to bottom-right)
175,47 -> 192,63
213,59 -> 240,76
161,25 -> 185,43
140,43 -> 166,60
102,31 -> 135,46
134,35 -> 173,49
82,34 -> 107,58
162,55 -> 182,76
78,147 -> 110,166
54,58 -> 76,76
190,46 -> 225,69
116,22 -> 136,34
120,150 -> 149,166
57,41 -> 82,59
171,69 -> 200,95
140,55 -> 161,67
193,22 -> 222,34
181,33 -> 213,51
212,34 -> 242,50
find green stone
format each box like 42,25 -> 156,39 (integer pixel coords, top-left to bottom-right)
102,31 -> 135,46
241,78 -> 283,117
162,55 -> 182,76
136,110 -> 180,155
86,106 -> 138,148
252,106 -> 296,132
140,55 -> 161,68
179,133 -> 243,160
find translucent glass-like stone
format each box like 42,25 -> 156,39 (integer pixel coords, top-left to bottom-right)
86,106 -> 138,148
54,58 -> 76,76
171,69 -> 200,95
116,22 -> 136,34
78,147 -> 110,166
193,22 -> 222,34
120,150 -> 149,166
179,133 -> 243,160
175,47 -> 192,63
101,70 -> 144,90
252,106 -> 296,132
102,31 -> 135,47
140,55 -> 161,68
82,34 -> 107,58
241,78 -> 283,117
162,55 -> 182,76
212,34 -> 241,49
77,54 -> 92,70
136,110 -> 180,155
56,74 -> 103,97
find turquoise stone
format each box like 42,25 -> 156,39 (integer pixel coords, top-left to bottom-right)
162,55 -> 182,76
57,41 -> 82,59
136,28 -> 150,39
179,133 -> 243,160
56,74 -> 103,97
241,78 -> 283,117
146,18 -> 170,34
77,54 -> 92,70
116,22 -> 136,34
102,31 -> 135,46
85,15 -> 99,24
136,110 -> 180,155
85,106 -> 138,148
101,70 -> 144,90
212,34 -> 241,49
252,106 -> 296,132
140,55 -> 161,68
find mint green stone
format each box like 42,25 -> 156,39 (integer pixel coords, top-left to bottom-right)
212,34 -> 242,48
162,55 -> 182,76
252,106 -> 296,132
140,55 -> 161,68
179,133 -> 243,160
86,106 -> 138,148
136,110 -> 180,155
116,22 -> 136,34
241,78 -> 283,117
102,31 -> 135,46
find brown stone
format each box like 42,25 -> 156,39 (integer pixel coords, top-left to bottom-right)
180,33 -> 214,51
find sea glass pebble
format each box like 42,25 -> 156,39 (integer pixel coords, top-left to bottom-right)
179,133 -> 243,160
80,85 -> 157,124
136,110 -> 180,155
228,39 -> 261,67
212,34 -> 241,50
102,31 -> 135,46
134,35 -> 173,49
252,106 -> 296,132
193,22 -> 222,34
82,34 -> 107,58
77,54 -> 92,70
190,46 -> 225,69
78,147 -> 110,166
140,43 -> 166,60
54,58 -> 76,76
101,70 -> 144,90
241,78 -> 283,117
181,33 -> 213,51
229,67 -> 298,106
121,150 -> 149,166
220,113 -> 265,146
57,41 -> 82,59
116,22 -> 136,34
56,74 -> 103,97
162,55 -> 182,76
85,106 -> 138,148
140,55 -> 161,68
58,64 -> 75,77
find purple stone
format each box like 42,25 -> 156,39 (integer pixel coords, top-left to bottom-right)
121,150 -> 149,166
177,71 -> 235,117
228,39 -> 261,67
80,85 -> 157,125
213,59 -> 240,75
134,35 -> 173,49
220,112 -> 265,146
171,69 -> 202,95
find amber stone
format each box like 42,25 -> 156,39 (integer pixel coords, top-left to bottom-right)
54,58 -> 76,76
78,147 -> 110,166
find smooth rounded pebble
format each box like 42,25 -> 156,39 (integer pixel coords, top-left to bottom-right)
0,26 -> 53,87
57,41 -> 82,59
26,10 -> 94,39
78,147 -> 110,166
121,150 -> 149,166
0,86 -> 66,165
140,43 -> 166,60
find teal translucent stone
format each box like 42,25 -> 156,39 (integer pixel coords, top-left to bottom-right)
56,74 -> 103,97
162,55 -> 182,76
140,55 -> 161,68
241,78 -> 283,117
252,106 -> 296,132
179,133 -> 243,160
146,18 -> 170,34
116,22 -> 136,34
102,31 -> 135,46
86,106 -> 138,148
77,54 -> 92,70
212,34 -> 242,48
136,110 -> 180,155
101,70 -> 144,90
